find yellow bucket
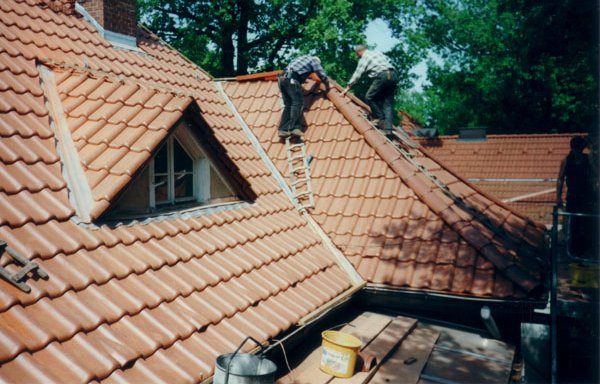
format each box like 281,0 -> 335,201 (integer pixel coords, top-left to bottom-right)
570,263 -> 599,289
319,330 -> 362,378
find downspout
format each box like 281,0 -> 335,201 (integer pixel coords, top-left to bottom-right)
480,306 -> 502,340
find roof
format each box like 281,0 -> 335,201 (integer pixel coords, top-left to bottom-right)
0,1 -> 357,382
415,133 -> 583,225
221,76 -> 548,299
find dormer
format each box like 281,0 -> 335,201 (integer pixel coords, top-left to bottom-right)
108,117 -> 244,219
39,66 -> 255,223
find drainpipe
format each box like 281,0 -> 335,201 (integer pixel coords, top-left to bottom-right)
550,205 -> 559,384
480,306 -> 502,340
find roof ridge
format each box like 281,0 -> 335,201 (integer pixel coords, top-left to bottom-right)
431,132 -> 588,139
326,89 -> 543,293
44,61 -> 201,100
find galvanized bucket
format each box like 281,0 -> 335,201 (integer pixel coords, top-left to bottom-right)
213,336 -> 277,384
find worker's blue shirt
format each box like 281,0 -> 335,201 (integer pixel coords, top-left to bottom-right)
285,55 -> 329,84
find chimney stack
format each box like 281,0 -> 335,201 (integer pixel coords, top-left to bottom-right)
78,0 -> 137,47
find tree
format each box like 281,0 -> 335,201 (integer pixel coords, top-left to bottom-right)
137,0 -> 422,90
409,0 -> 598,135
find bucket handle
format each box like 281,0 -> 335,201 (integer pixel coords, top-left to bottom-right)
224,336 -> 267,384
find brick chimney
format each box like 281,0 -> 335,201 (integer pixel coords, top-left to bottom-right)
77,0 -> 137,47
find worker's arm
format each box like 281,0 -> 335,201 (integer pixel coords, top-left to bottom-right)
342,55 -> 369,96
311,62 -> 330,89
556,157 -> 567,205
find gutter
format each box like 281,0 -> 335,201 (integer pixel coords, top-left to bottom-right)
361,284 -> 550,323
200,284 -> 361,384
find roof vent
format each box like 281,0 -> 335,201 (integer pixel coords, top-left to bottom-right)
413,128 -> 438,137
76,0 -> 139,50
457,127 -> 487,141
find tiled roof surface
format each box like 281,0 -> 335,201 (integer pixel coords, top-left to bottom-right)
222,78 -> 548,299
476,181 -> 556,225
415,134 -> 576,179
0,1 -> 355,382
415,134 -> 581,225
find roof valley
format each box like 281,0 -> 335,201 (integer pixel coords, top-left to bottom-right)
214,81 -> 364,286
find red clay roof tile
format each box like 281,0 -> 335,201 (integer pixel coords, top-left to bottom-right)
222,78 -> 547,299
0,1 -> 358,381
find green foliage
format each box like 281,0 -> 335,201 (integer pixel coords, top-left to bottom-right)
137,0 -> 422,86
408,0 -> 598,135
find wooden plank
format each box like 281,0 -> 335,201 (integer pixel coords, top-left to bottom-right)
421,346 -> 513,384
277,313 -> 393,384
369,326 -> 440,384
329,316 -> 418,384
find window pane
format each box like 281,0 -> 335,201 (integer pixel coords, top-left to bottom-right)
154,143 -> 168,174
154,174 -> 169,203
173,139 -> 193,173
174,173 -> 194,199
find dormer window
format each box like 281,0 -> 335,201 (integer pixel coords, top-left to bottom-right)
150,126 -> 209,207
106,116 -> 248,219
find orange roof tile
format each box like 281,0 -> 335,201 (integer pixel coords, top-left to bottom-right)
221,79 -> 548,299
415,134 -> 582,225
0,0 -> 357,381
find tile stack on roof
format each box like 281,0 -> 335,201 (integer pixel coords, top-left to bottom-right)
415,134 -> 581,225
0,1 -> 356,382
222,78 -> 548,299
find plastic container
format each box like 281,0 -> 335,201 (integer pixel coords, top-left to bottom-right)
570,263 -> 599,288
319,330 -> 362,378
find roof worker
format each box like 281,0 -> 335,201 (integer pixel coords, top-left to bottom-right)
342,45 -> 398,137
556,136 -> 595,258
278,55 -> 330,138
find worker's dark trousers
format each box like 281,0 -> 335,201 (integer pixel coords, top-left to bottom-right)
278,76 -> 304,133
365,70 -> 398,132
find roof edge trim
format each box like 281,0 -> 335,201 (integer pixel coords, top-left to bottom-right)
39,64 -> 93,222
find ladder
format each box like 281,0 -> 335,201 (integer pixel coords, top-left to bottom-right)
0,240 -> 48,293
358,111 -> 417,149
285,137 -> 314,211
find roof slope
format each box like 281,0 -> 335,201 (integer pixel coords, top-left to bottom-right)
222,78 -> 548,299
415,133 -> 581,224
0,1 -> 355,382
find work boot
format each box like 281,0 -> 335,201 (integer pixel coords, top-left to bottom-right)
290,128 -> 304,137
278,130 -> 292,138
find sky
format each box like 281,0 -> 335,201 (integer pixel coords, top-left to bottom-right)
365,19 -> 427,91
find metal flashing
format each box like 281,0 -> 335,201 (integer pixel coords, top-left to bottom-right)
75,3 -> 142,52
39,64 -> 94,222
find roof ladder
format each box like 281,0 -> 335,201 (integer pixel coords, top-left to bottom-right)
285,137 -> 314,211
358,110 -> 417,148
0,240 -> 48,293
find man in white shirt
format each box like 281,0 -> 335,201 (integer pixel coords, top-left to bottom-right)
342,45 -> 398,135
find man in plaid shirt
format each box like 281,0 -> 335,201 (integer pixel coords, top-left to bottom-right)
342,45 -> 398,135
278,55 -> 330,138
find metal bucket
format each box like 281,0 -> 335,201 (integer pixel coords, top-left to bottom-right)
213,336 -> 277,384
